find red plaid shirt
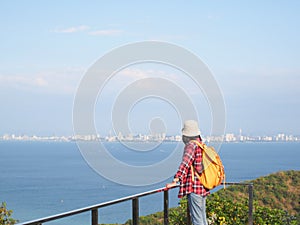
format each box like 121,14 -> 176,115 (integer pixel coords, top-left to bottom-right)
174,139 -> 210,198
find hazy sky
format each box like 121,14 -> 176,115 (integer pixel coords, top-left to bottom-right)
0,1 -> 299,136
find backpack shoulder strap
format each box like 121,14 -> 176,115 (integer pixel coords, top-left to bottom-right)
192,140 -> 220,164
190,140 -> 204,181
190,140 -> 206,152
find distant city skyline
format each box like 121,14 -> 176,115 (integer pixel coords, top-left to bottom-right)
1,130 -> 299,143
1,1 -> 299,137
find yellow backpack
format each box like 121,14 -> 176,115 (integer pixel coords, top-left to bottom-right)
191,141 -> 225,190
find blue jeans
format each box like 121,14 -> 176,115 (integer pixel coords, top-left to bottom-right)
187,193 -> 208,225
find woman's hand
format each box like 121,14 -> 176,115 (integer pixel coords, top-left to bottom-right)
166,181 -> 178,189
166,178 -> 179,189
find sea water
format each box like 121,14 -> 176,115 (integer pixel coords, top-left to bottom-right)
0,141 -> 299,225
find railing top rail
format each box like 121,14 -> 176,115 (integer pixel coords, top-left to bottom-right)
17,186 -> 176,225
17,182 -> 252,225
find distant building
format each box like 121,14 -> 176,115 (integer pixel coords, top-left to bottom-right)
225,133 -> 236,142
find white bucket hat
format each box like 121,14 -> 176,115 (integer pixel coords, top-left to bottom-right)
182,120 -> 201,137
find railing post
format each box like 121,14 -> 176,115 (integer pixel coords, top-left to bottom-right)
248,184 -> 254,225
163,190 -> 169,225
132,197 -> 139,225
91,208 -> 98,225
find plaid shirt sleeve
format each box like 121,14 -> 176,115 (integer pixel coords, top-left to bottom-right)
174,140 -> 210,198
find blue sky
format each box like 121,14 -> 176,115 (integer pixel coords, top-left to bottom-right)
0,1 -> 299,136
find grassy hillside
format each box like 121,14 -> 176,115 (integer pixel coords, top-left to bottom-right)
101,170 -> 299,225
216,170 -> 299,216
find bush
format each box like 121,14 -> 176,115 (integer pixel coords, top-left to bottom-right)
206,194 -> 248,224
168,194 -> 298,225
0,202 -> 17,225
169,197 -> 188,225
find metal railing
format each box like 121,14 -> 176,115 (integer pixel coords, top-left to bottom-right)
17,182 -> 253,225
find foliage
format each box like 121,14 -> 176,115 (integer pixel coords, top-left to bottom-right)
206,194 -> 248,224
207,194 -> 297,225
116,170 -> 299,225
123,211 -> 164,225
0,202 -> 17,225
254,203 -> 297,225
169,197 -> 188,225
168,193 -> 297,225
215,170 -> 300,224
119,195 -> 298,225
216,170 -> 300,216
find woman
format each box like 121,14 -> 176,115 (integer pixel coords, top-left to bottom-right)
166,120 -> 209,225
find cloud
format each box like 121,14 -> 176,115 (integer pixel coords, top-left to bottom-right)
53,25 -> 90,33
0,67 -> 84,95
52,25 -> 123,36
88,29 -> 123,36
99,66 -> 204,100
0,75 -> 40,88
34,77 -> 48,87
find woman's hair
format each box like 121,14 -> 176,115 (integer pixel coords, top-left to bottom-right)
182,135 -> 202,144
